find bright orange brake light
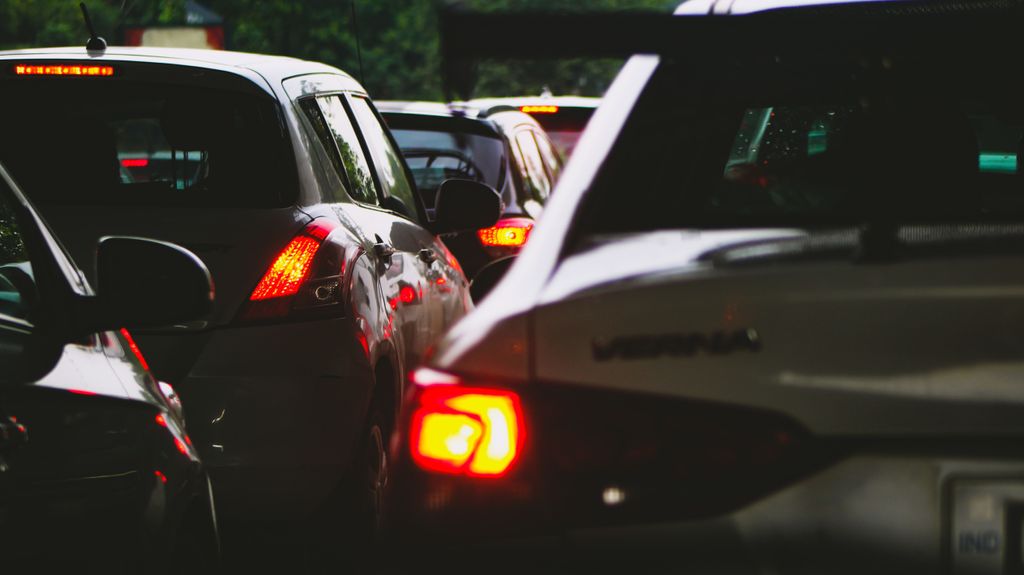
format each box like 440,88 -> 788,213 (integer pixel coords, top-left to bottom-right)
520,105 -> 558,114
410,383 -> 525,477
14,64 -> 114,77
477,217 -> 533,248
249,223 -> 333,301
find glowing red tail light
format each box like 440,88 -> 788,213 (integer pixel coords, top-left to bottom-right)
409,369 -> 525,478
477,217 -> 534,248
250,223 -> 333,301
239,220 -> 344,322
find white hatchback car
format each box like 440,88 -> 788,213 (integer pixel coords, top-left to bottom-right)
0,46 -> 500,540
388,0 -> 1024,573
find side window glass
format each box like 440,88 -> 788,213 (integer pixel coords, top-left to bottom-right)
299,98 -> 348,201
533,131 -> 562,183
347,97 -> 420,220
317,95 -> 379,205
0,185 -> 34,322
515,130 -> 552,201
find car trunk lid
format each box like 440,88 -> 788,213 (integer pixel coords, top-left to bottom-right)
534,227 -> 1024,437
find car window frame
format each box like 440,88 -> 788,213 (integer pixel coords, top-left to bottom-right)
305,91 -> 383,208
0,162 -> 88,328
296,95 -> 355,204
342,94 -> 429,225
514,127 -> 553,203
531,128 -> 563,184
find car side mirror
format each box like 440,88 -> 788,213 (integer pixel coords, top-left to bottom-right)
432,179 -> 502,235
75,237 -> 213,334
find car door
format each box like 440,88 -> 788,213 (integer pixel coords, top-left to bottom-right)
305,92 -> 462,372
344,94 -> 470,345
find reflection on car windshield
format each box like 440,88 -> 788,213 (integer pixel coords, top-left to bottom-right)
391,129 -> 504,208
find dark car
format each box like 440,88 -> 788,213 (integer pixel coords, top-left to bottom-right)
0,160 -> 218,572
378,101 -> 562,285
468,96 -> 600,159
0,46 -> 500,551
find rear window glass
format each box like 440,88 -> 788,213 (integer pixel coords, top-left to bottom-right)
573,57 -> 1024,237
390,128 -> 505,208
529,108 -> 595,158
0,81 -> 296,208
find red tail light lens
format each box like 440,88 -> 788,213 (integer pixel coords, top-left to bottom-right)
239,220 -> 344,321
250,225 -> 332,300
409,371 -> 525,478
477,217 -> 534,248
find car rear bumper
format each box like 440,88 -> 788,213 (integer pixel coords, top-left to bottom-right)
389,454 -> 1024,574
386,381 -> 1024,573
140,317 -> 375,521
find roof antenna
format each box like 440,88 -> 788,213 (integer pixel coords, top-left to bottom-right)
79,3 -> 107,53
350,0 -> 366,86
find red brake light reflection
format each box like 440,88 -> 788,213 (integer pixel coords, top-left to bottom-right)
477,217 -> 533,248
68,388 -> 98,396
120,158 -> 149,168
400,285 -> 417,304
14,64 -> 114,77
409,380 -> 525,478
120,328 -> 150,372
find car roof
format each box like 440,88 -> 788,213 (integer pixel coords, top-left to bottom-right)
468,95 -> 601,111
376,100 -> 488,120
0,46 -> 356,88
675,0 -> 912,15
376,100 -> 546,136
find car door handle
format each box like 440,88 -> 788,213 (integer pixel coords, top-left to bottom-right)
418,248 -> 437,264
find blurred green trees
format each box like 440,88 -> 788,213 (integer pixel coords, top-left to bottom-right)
0,0 -> 675,99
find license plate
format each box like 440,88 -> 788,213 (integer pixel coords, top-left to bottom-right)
950,479 -> 1024,575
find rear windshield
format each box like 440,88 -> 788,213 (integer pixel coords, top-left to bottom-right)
388,127 -> 505,208
573,52 -> 1024,239
529,107 -> 594,157
0,78 -> 296,208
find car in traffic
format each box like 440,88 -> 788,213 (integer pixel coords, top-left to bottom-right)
0,45 -> 501,550
0,159 -> 218,572
387,0 -> 1024,572
467,95 -> 599,159
379,100 -> 562,285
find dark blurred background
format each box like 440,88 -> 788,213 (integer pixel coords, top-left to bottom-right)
0,0 -> 676,99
